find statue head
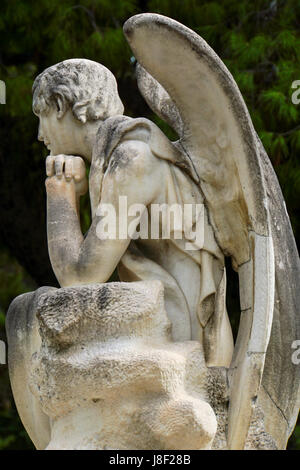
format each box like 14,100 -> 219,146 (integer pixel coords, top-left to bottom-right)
32,59 -> 124,158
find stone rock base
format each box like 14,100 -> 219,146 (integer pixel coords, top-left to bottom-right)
6,281 -> 275,449
7,281 -> 222,449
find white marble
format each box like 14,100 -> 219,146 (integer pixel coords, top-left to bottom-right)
6,13 -> 300,450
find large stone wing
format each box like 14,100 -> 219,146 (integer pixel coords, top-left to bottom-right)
123,13 -> 299,449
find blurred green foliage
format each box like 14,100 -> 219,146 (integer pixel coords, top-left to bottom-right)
0,0 -> 299,450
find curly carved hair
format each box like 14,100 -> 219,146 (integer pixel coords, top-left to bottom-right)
32,59 -> 124,123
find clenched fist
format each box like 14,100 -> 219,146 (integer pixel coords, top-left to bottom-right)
46,154 -> 88,196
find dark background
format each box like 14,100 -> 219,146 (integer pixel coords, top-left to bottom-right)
0,0 -> 299,449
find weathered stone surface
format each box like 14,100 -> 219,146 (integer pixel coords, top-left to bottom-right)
6,287 -> 54,449
257,139 -> 300,449
123,13 -> 299,448
8,281 -> 221,450
6,12 -> 299,451
7,281 -> 280,450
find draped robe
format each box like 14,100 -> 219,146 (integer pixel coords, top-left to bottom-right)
89,115 -> 234,367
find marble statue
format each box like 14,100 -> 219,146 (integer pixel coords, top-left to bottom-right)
6,13 -> 299,450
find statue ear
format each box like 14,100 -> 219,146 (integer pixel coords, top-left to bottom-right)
73,101 -> 88,124
76,112 -> 87,124
55,93 -> 66,119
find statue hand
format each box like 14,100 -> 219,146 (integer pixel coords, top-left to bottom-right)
46,155 -> 88,196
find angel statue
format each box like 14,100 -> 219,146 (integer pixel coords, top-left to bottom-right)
6,14 -> 299,450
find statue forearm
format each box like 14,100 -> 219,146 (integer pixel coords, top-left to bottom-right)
46,176 -> 84,286
44,141 -> 161,287
46,175 -> 130,287
44,154 -> 115,287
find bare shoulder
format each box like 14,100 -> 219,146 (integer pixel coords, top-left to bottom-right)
98,116 -> 172,203
101,125 -> 168,205
107,129 -> 162,178
95,116 -> 176,181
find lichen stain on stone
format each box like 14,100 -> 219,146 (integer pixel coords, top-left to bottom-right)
97,285 -> 111,310
108,146 -> 131,173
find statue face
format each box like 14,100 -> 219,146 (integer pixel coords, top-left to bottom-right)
38,108 -> 82,156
